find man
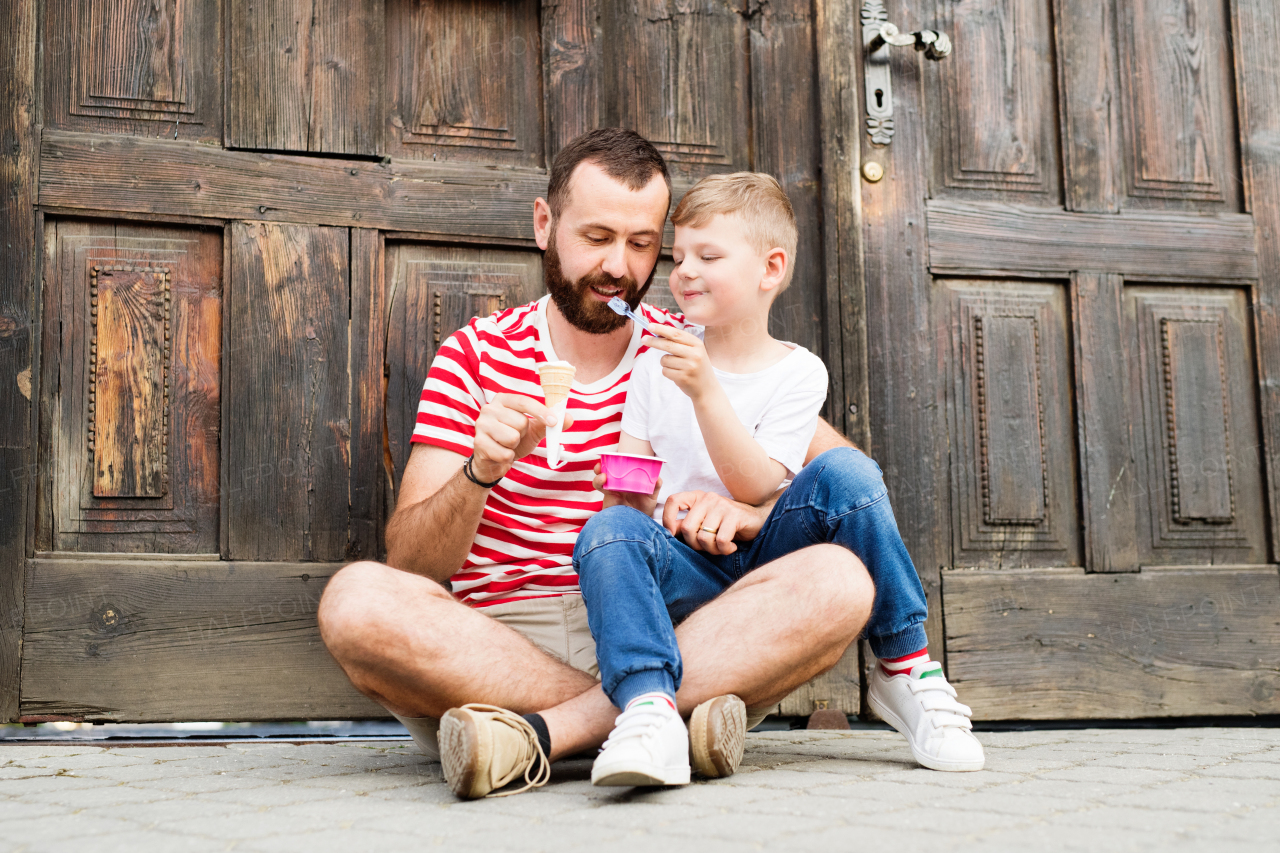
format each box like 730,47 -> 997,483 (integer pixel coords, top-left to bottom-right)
319,129 -> 891,798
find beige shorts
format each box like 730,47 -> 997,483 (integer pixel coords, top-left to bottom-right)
391,594 -> 770,760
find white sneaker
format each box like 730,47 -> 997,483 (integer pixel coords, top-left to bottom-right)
592,694 -> 691,787
867,660 -> 985,772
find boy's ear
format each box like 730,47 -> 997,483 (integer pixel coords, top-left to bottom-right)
759,247 -> 789,293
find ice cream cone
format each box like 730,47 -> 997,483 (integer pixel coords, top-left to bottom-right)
537,361 -> 575,410
538,360 -> 575,470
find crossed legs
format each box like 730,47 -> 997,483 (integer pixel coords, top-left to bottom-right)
318,544 -> 873,763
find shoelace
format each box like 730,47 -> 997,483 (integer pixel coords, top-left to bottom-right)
600,704 -> 670,751
906,676 -> 975,731
455,703 -> 551,798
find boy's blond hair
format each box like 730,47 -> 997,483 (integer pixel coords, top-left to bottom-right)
671,172 -> 798,291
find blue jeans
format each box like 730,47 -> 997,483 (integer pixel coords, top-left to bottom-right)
573,447 -> 930,708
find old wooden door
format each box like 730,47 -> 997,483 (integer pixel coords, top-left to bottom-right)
860,0 -> 1280,717
1,1 -> 863,722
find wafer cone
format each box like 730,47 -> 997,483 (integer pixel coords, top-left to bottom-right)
538,361 -> 575,410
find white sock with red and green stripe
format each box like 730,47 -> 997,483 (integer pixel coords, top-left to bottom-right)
879,648 -> 930,678
625,692 -> 678,713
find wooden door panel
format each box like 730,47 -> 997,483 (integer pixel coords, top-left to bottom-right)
603,0 -> 752,181
927,0 -> 1060,201
225,222 -> 351,561
226,0 -> 383,155
19,557 -> 383,722
385,244 -> 543,491
386,0 -> 543,166
945,567 -> 1280,719
1126,287 -> 1268,565
1119,0 -> 1242,210
43,0 -> 223,143
945,281 -> 1081,567
37,222 -> 222,555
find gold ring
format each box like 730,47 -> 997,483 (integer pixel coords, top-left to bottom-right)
699,526 -> 718,535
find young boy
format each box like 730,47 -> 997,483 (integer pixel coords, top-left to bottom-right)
574,173 -> 983,788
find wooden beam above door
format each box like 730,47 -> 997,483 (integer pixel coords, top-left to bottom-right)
927,200 -> 1259,282
39,131 -> 547,243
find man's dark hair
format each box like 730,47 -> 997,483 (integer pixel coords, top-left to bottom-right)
546,128 -> 672,218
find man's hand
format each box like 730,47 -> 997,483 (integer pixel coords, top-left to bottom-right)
471,393 -> 567,481
592,463 -> 661,516
661,490 -> 771,555
642,324 -> 717,402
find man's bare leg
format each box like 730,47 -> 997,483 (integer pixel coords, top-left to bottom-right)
540,543 -> 873,760
318,561 -> 597,719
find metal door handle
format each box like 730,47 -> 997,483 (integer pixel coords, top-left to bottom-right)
862,1 -> 952,147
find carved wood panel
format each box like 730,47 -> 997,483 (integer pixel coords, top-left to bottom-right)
945,281 -> 1080,567
225,222 -> 352,562
927,0 -> 1060,199
226,0 -> 383,155
89,265 -> 171,499
385,245 -> 544,492
602,0 -> 752,180
386,0 -> 543,166
1126,287 -> 1267,565
43,0 -> 222,141
38,222 -> 222,554
1118,0 -> 1242,209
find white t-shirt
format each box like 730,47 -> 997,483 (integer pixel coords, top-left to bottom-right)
620,337 -> 829,520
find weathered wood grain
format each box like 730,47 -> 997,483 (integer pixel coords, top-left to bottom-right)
1232,0 -> 1280,559
542,0 -> 601,157
1055,0 -> 1122,212
1118,0 -> 1240,208
91,266 -> 168,498
927,200 -> 1259,280
945,282 -> 1081,568
349,229 -> 385,562
37,224 -> 223,555
862,0 -> 948,662
42,0 -> 223,143
1125,288 -> 1268,566
40,131 -> 548,242
1072,273 -> 1139,572
749,0 -> 826,388
944,567 -> 1280,719
928,0 -> 1059,199
226,222 -> 350,562
814,0 -> 862,443
0,0 -> 36,723
20,557 -> 386,721
384,245 -> 543,492
226,0 -> 383,155
602,0 -> 750,181
387,0 -> 542,166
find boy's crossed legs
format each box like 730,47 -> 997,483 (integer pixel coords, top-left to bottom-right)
577,447 -> 985,779
318,541 -> 873,795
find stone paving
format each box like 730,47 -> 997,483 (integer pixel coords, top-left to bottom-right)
2,727 -> 1278,852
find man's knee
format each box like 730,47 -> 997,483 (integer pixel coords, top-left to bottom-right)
807,544 -> 875,633
318,561 -> 450,659
574,505 -> 660,561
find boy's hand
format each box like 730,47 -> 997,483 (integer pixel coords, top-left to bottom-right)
662,490 -> 769,555
593,462 -> 661,517
642,324 -> 717,402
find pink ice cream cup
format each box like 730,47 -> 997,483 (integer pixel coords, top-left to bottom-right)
599,453 -> 667,494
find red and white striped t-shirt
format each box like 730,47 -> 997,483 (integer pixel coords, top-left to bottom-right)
412,295 -> 684,607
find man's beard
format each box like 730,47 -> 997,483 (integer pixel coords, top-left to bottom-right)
543,233 -> 654,334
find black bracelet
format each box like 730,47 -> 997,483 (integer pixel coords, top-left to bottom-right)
463,456 -> 503,489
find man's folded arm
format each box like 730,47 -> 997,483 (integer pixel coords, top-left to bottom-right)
384,443 -> 488,585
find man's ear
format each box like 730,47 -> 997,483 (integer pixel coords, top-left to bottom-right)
759,247 -> 789,293
534,197 -> 554,250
